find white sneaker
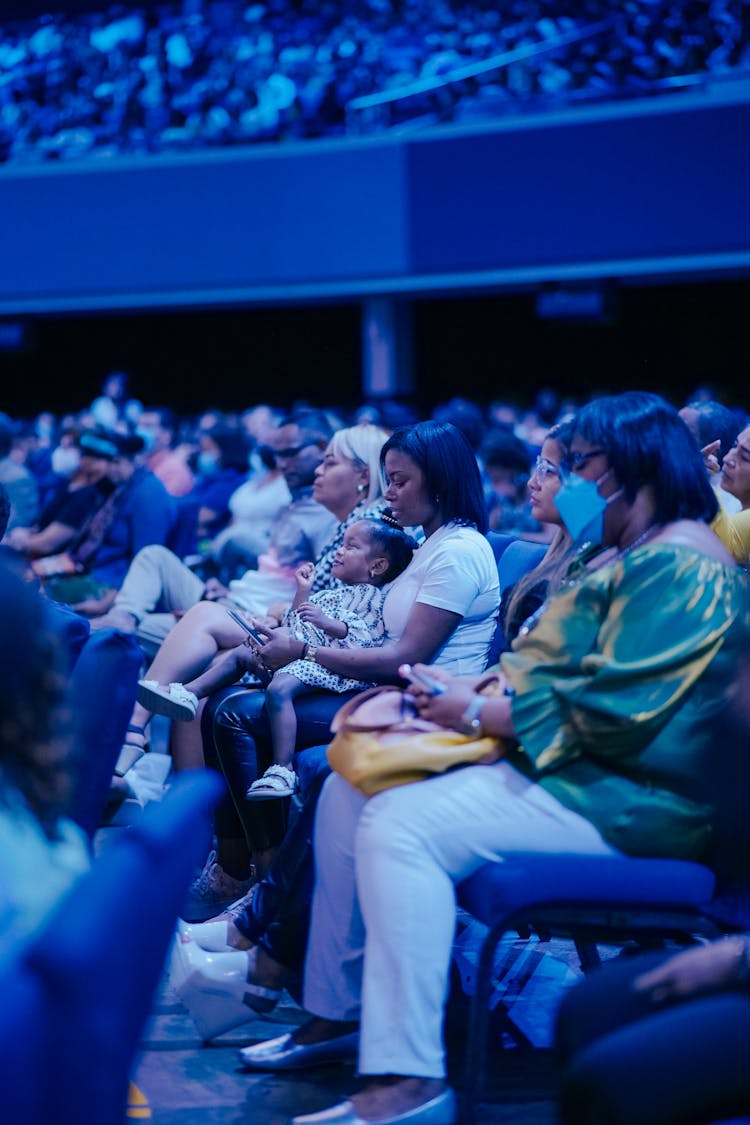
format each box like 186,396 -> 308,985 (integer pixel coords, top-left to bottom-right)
177,885 -> 257,950
137,679 -> 198,721
177,919 -> 232,952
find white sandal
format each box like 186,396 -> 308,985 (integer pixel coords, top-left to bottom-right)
137,679 -> 198,721
245,765 -> 297,801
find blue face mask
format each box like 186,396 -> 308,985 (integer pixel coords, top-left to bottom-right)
135,426 -> 156,452
197,451 -> 219,476
554,470 -> 622,545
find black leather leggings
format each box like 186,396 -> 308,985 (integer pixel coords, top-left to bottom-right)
201,685 -> 357,984
235,762 -> 331,999
201,684 -> 355,855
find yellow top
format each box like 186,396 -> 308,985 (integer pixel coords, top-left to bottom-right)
711,506 -> 750,563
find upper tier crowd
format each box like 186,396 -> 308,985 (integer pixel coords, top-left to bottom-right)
3,373 -> 750,1125
1,0 -> 749,164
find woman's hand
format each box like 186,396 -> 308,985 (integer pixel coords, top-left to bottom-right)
701,439 -> 721,476
633,936 -> 750,1003
254,612 -> 283,631
71,587 -> 117,617
256,627 -> 305,673
232,639 -> 271,684
409,665 -> 477,731
6,526 -> 31,550
410,664 -> 516,744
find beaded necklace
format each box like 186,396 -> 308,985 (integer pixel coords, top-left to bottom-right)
517,525 -> 661,639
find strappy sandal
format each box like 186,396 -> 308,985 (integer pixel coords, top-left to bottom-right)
245,765 -> 297,801
114,723 -> 150,777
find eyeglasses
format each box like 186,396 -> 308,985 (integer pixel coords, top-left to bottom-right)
561,448 -> 607,474
273,444 -> 308,460
531,456 -> 560,481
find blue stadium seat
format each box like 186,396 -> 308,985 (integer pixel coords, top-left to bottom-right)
497,539 -> 548,596
456,854 -> 720,1124
0,770 -> 223,1125
66,627 -> 144,840
486,538 -> 547,668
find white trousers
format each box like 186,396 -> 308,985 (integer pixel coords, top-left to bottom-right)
113,545 -> 297,655
113,546 -> 205,653
304,763 -> 616,1078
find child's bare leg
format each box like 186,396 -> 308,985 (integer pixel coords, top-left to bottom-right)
184,646 -> 262,701
264,672 -> 307,768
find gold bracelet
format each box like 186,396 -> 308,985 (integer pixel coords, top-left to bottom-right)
304,643 -> 318,663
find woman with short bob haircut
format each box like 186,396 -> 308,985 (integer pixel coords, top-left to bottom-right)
326,424 -> 387,507
572,391 -> 718,525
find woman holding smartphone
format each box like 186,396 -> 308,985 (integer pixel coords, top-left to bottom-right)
175,420 -> 500,1038
114,422 -> 389,778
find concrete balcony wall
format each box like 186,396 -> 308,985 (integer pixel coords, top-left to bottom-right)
0,87 -> 748,314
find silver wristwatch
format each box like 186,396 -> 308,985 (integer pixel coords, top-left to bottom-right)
460,695 -> 487,737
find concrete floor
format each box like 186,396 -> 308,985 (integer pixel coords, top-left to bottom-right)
131,952 -> 561,1125
104,744 -> 564,1125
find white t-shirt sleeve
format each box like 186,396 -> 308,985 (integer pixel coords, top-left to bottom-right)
413,543 -> 488,615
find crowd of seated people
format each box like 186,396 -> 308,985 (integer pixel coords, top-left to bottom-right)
2,380 -> 750,1122
165,388 -> 750,1125
1,0 -> 748,164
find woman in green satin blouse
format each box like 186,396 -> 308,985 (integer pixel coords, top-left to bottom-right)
418,391 -> 749,864
241,392 -> 750,1125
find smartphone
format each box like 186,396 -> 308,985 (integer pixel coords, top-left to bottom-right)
225,607 -> 266,646
398,663 -> 447,696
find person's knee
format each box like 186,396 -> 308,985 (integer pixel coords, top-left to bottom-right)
266,677 -> 297,711
137,544 -> 175,569
187,599 -> 225,628
213,685 -> 267,735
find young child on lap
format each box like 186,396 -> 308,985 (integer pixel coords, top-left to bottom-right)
139,518 -> 415,798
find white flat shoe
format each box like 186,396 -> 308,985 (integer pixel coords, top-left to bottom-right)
291,1089 -> 456,1125
238,1030 -> 359,1072
177,919 -> 232,952
175,942 -> 282,1040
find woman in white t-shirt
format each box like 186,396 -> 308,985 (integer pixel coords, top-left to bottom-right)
175,420 -> 500,1039
208,460 -> 292,580
255,420 -> 500,682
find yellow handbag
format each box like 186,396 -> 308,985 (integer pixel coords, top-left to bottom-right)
326,678 -> 504,797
